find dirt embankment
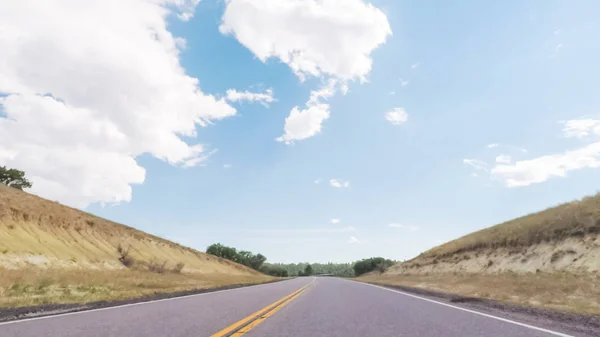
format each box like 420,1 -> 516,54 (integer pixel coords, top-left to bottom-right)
0,185 -> 272,308
363,193 -> 600,316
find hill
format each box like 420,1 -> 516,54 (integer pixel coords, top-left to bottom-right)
360,193 -> 600,315
0,185 -> 271,308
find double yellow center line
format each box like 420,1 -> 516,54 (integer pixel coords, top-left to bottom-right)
210,281 -> 313,337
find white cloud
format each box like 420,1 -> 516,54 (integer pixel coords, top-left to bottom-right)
314,179 -> 321,184
330,179 -> 350,188
389,90 -> 396,95
491,142 -> 600,187
220,0 -> 392,81
347,236 -> 361,244
555,43 -> 563,52
385,107 -> 408,125
276,80 -> 337,144
487,143 -> 499,148
330,218 -> 341,224
562,119 -> 600,139
223,164 -> 232,169
463,159 -> 488,171
0,0 -> 232,208
388,223 -> 419,231
399,78 -> 409,87
471,173 -> 479,178
495,155 -> 512,164
225,88 -> 275,107
411,62 -> 420,69
220,0 -> 391,142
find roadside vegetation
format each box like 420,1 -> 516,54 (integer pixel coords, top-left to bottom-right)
421,193 -> 600,259
360,192 -> 600,316
0,182 -> 272,309
360,272 -> 600,316
0,267 -> 271,308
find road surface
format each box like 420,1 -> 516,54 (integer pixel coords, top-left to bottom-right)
0,277 -> 589,336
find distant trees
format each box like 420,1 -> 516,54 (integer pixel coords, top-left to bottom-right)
0,166 -> 32,190
352,257 -> 395,276
205,243 -> 267,272
264,262 -> 354,277
260,265 -> 289,277
205,243 -> 396,278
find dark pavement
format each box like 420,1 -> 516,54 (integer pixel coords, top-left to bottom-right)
0,277 -> 588,337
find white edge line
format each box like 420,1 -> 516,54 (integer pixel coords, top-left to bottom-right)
354,280 -> 573,337
0,278 -> 304,326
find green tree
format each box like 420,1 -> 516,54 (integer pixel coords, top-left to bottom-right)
352,257 -> 395,276
304,264 -> 313,276
0,166 -> 32,190
206,243 -> 239,262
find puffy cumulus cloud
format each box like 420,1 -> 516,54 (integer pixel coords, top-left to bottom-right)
491,142 -> 600,187
0,0 -> 235,208
276,80 -> 337,144
220,0 -> 391,143
385,107 -> 408,125
562,119 -> 600,139
330,179 -> 350,188
487,143 -> 499,148
219,0 -> 392,81
226,88 -> 275,107
330,218 -> 340,224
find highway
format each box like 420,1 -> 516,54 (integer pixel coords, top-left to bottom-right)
0,277 -> 585,337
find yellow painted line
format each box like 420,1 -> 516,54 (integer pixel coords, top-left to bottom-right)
231,287 -> 307,336
210,282 -> 312,337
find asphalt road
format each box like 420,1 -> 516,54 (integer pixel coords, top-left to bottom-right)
0,277 -> 591,337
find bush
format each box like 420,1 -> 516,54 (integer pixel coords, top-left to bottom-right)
148,259 -> 167,273
117,244 -> 135,268
260,265 -> 289,277
353,257 -> 395,276
172,262 -> 185,273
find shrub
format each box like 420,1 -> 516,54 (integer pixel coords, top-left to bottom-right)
117,244 -> 135,267
148,259 -> 167,273
172,262 -> 185,273
353,257 -> 395,276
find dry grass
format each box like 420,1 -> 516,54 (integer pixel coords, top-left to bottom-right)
0,185 -> 275,308
0,267 -> 273,308
0,184 -> 261,275
421,193 -> 600,259
360,272 -> 600,316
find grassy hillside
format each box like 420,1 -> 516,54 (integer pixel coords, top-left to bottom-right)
422,193 -> 600,259
361,193 -> 600,316
0,185 -> 272,307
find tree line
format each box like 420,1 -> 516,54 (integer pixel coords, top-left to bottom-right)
206,243 -> 395,277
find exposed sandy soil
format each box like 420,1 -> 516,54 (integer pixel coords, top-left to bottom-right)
363,193 -> 600,316
0,185 -> 272,307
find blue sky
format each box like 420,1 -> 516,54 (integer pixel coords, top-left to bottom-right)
2,1 -> 600,263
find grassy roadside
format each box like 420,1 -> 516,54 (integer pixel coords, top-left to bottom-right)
0,267 -> 274,308
359,272 -> 600,316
